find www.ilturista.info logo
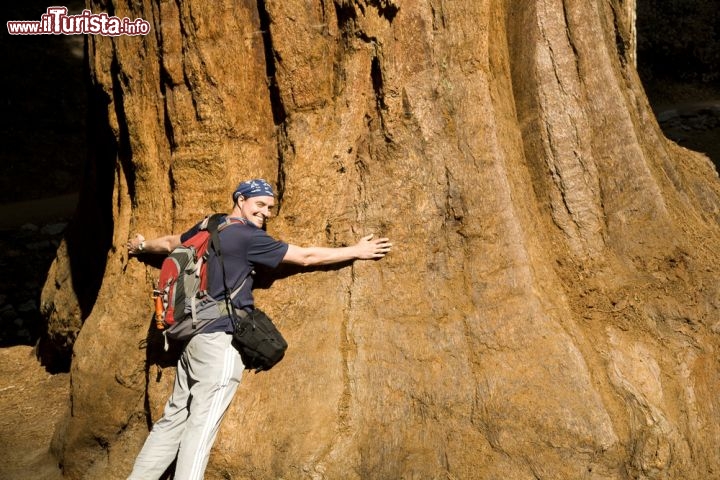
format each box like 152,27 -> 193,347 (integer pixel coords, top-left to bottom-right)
7,6 -> 151,36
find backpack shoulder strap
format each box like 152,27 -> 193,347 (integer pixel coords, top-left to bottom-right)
207,215 -> 252,316
202,213 -> 227,233
218,216 -> 247,231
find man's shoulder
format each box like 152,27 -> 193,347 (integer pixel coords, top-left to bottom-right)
221,221 -> 270,239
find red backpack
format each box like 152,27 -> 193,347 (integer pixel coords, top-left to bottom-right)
152,214 -> 246,345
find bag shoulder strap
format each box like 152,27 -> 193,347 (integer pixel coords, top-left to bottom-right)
208,215 -> 251,313
200,213 -> 227,233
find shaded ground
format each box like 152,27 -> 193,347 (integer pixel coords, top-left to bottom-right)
655,101 -> 720,169
645,81 -> 720,173
0,196 -> 77,348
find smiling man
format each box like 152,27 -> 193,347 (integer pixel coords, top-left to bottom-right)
125,178 -> 392,480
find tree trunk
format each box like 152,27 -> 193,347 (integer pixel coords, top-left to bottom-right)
41,0 -> 720,478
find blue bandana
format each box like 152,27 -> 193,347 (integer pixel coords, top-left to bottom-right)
233,179 -> 275,201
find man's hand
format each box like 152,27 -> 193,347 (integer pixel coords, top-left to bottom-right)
127,234 -> 146,255
354,234 -> 392,260
126,233 -> 183,256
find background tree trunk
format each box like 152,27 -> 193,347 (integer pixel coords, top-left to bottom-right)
41,0 -> 720,478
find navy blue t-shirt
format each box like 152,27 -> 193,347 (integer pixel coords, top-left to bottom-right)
180,216 -> 288,332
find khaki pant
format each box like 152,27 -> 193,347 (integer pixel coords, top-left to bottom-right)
128,332 -> 244,480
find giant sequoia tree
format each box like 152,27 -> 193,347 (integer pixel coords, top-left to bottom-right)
41,0 -> 720,478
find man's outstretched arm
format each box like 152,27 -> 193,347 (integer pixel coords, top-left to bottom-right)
282,234 -> 392,267
127,233 -> 183,255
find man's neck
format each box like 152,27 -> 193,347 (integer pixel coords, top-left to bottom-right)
229,206 -> 245,220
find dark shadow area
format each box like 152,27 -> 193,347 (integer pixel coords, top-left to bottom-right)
0,2 -> 87,352
1,3 -> 86,204
637,1 -> 718,91
35,47 -> 122,369
36,76 -> 117,372
637,0 -> 720,170
143,314 -> 186,371
257,0 -> 287,126
1,2 -> 114,373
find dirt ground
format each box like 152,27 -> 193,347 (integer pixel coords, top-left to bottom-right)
0,346 -> 67,480
0,196 -> 72,479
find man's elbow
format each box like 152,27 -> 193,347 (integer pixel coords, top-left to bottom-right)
282,246 -> 315,267
283,256 -> 311,267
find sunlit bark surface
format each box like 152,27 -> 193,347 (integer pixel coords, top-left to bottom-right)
41,0 -> 720,478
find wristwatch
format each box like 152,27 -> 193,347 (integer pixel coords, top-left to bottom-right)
137,241 -> 145,252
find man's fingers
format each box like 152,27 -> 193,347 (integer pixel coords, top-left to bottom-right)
359,234 -> 392,258
374,240 -> 392,255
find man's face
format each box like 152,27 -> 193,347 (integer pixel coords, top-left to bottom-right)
240,195 -> 275,228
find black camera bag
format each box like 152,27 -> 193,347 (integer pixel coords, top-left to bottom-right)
231,308 -> 287,372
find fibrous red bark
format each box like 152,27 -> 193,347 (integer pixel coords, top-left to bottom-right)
41,0 -> 720,478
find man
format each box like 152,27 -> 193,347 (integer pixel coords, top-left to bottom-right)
126,178 -> 392,480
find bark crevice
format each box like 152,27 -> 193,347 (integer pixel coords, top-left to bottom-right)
257,0 -> 287,126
